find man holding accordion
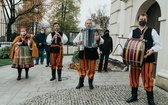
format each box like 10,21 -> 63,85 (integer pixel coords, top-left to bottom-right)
73,19 -> 104,89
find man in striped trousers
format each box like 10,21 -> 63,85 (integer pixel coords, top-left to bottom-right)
125,13 -> 162,105
46,22 -> 68,81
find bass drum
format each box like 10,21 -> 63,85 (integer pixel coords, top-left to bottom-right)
123,39 -> 145,68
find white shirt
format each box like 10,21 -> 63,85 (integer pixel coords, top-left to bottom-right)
73,32 -> 104,51
46,32 -> 68,45
128,28 -> 162,52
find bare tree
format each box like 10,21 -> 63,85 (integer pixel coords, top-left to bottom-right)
91,5 -> 110,30
0,0 -> 44,41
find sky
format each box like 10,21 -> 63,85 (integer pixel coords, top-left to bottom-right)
79,0 -> 111,27
41,0 -> 111,28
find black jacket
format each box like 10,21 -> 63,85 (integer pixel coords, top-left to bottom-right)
35,33 -> 47,49
99,34 -> 113,54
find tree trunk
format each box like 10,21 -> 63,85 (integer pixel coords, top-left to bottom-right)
7,23 -> 12,42
7,17 -> 16,42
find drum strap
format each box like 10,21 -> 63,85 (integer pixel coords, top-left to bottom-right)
140,27 -> 148,40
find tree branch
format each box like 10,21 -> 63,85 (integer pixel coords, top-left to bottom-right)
6,0 -> 11,9
1,1 -> 10,19
15,0 -> 22,5
15,3 -> 42,20
2,5 -> 8,25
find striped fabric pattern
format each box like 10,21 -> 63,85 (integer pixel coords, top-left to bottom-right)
11,46 -> 34,69
123,39 -> 145,68
130,62 -> 154,91
78,51 -> 96,79
50,44 -> 63,70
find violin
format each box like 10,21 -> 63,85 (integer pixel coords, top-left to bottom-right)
18,27 -> 34,44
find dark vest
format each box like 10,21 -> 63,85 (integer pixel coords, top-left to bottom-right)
78,48 -> 99,60
50,31 -> 63,53
132,27 -> 155,62
51,31 -> 63,45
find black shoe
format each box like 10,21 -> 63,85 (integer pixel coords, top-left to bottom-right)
126,87 -> 138,103
98,70 -> 102,73
89,78 -> 94,89
50,77 -> 56,81
25,75 -> 29,79
17,68 -> 22,81
50,69 -> 56,81
147,91 -> 155,105
104,70 -> 108,72
76,77 -> 84,89
35,63 -> 39,65
126,94 -> 138,103
57,70 -> 62,81
148,101 -> 155,105
45,65 -> 49,67
25,68 -> 29,79
89,85 -> 94,89
17,77 -> 21,80
76,83 -> 84,89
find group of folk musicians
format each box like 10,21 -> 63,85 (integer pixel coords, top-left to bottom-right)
9,13 -> 162,105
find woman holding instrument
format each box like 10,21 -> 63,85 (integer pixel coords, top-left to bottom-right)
9,27 -> 38,80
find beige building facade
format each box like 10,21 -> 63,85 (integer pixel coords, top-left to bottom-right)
110,0 -> 168,91
0,4 -> 6,40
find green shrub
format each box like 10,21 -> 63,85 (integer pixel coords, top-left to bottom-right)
0,46 -> 11,59
72,47 -> 79,63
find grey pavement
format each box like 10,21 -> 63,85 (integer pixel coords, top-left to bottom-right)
0,56 -> 168,105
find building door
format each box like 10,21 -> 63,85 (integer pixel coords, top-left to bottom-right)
147,2 -> 161,33
146,2 -> 161,78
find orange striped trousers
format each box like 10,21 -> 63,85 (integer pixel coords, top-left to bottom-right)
58,45 -> 63,70
130,62 -> 154,91
50,45 -> 63,70
78,59 -> 96,79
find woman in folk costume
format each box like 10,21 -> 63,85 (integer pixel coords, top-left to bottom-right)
9,27 -> 38,80
73,19 -> 104,89
46,22 -> 68,81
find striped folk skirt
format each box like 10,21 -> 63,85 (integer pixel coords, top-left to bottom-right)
11,46 -> 34,69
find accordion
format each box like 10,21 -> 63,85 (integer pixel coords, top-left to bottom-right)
81,29 -> 99,48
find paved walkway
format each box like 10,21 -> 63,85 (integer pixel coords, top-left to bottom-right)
0,56 -> 168,105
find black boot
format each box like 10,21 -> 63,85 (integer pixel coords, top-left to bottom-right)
88,78 -> 94,89
98,69 -> 102,73
17,68 -> 22,80
25,68 -> 29,79
147,91 -> 155,105
50,69 -> 56,81
104,69 -> 108,72
57,70 -> 62,81
126,87 -> 138,103
76,77 -> 84,89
